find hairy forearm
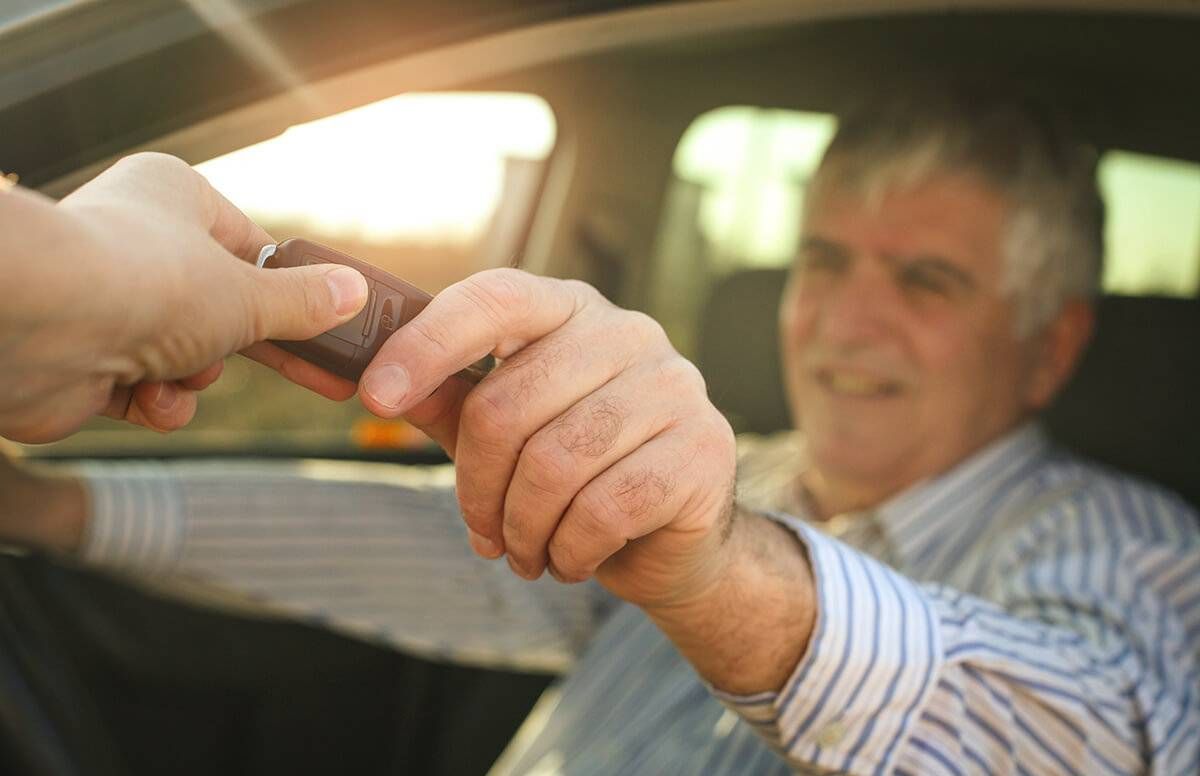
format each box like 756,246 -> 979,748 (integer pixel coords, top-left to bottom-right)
643,507 -> 817,695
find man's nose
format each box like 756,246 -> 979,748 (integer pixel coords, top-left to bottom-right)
816,259 -> 898,346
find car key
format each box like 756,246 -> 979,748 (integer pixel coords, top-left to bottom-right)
256,238 -> 495,384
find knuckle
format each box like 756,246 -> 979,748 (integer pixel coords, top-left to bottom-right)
656,357 -> 706,397
460,381 -> 519,445
551,397 -> 626,459
118,151 -> 184,173
711,424 -> 737,464
571,485 -> 628,539
406,315 -> 457,361
454,479 -> 501,532
561,278 -> 604,307
502,336 -> 581,402
459,268 -> 533,327
297,272 -> 327,329
456,386 -> 518,458
609,468 -> 675,525
687,413 -> 735,463
501,511 -> 533,551
456,498 -> 495,538
625,310 -> 668,347
547,544 -> 592,583
568,482 -> 648,544
518,435 -> 575,498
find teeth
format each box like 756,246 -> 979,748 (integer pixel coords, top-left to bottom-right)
826,372 -> 891,396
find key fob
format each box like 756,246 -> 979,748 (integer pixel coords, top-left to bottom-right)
256,238 -> 493,383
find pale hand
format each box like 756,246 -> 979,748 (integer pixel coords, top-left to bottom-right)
0,152 -> 369,443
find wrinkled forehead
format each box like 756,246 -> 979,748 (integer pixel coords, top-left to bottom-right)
805,146 -> 1010,220
800,161 -> 1015,290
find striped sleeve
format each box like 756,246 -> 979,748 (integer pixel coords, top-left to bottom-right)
713,520 -> 942,774
75,460 -> 614,673
715,514 -> 1200,775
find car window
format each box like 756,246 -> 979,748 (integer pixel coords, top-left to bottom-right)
649,106 -> 836,357
33,91 -> 556,459
1099,151 -> 1200,297
649,106 -> 1200,361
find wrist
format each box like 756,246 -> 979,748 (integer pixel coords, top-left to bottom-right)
643,507 -> 817,694
642,506 -> 744,617
2,466 -> 88,554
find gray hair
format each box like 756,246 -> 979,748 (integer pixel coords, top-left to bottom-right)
811,86 -> 1104,337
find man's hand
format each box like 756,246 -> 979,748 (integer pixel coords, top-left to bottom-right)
0,152 -> 369,443
358,268 -> 739,610
359,270 -> 814,694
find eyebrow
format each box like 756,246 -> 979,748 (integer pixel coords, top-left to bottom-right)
797,236 -> 848,258
798,237 -> 979,291
895,255 -> 978,290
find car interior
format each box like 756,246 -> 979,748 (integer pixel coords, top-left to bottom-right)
1,1 -> 1197,773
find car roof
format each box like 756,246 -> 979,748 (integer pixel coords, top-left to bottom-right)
3,1 -> 1200,190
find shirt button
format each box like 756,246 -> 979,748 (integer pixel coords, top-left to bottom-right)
816,720 -> 847,748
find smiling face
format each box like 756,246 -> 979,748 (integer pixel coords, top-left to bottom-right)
780,172 -> 1072,507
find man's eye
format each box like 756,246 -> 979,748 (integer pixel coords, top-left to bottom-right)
899,266 -> 951,295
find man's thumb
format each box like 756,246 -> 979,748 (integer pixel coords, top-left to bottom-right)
247,263 -> 369,342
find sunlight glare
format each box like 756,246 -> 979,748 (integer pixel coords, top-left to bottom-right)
196,93 -> 556,244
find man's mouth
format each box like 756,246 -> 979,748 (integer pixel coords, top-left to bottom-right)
815,369 -> 903,398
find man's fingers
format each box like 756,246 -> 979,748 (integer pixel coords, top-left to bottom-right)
397,375 -> 475,458
452,316 -> 654,557
359,269 -> 592,418
499,365 -> 683,580
240,342 -> 358,401
542,434 -> 700,584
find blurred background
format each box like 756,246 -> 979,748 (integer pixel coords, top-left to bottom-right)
33,91 -> 1200,459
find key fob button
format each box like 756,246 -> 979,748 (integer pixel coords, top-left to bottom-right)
379,298 -> 396,332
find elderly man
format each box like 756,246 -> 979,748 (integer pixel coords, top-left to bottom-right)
3,91 -> 1198,774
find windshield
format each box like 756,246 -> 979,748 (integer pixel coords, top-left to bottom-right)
29,90 -> 557,460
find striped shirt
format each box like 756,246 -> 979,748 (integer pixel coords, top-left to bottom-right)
77,423 -> 1200,774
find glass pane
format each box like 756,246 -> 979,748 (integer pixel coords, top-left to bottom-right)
1099,150 -> 1200,297
673,106 -> 836,268
650,106 -> 835,356
33,92 -> 556,458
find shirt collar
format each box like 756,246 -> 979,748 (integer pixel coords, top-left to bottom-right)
868,421 -> 1053,570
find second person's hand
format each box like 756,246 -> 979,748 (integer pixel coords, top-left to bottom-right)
1,152 -> 370,443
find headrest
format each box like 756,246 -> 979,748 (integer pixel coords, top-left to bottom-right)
695,269 -> 1200,508
1043,295 -> 1200,507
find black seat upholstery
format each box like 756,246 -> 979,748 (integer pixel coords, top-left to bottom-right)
695,268 -> 1200,509
1042,295 -> 1200,508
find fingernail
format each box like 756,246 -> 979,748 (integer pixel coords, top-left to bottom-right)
326,267 -> 368,316
507,554 -> 539,580
468,529 -> 502,559
154,382 -> 177,410
362,364 -> 410,410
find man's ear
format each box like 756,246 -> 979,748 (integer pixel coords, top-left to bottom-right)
1026,300 -> 1095,410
